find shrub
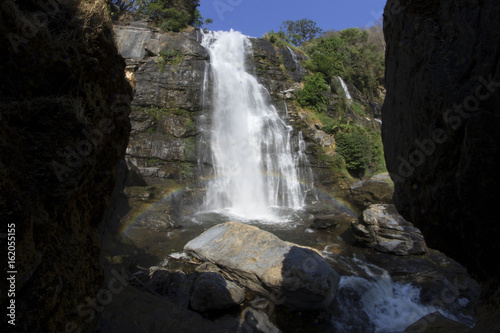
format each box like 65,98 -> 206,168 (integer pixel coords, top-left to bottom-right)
336,130 -> 372,176
296,73 -> 329,112
335,126 -> 386,176
159,8 -> 190,32
158,49 -> 182,71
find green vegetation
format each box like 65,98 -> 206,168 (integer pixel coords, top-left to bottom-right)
265,19 -> 386,178
280,19 -> 323,46
304,27 -> 384,99
296,73 -> 329,112
335,126 -> 386,177
107,0 -> 212,32
158,49 -> 183,71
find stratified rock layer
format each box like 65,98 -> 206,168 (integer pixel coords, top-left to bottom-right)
382,0 -> 500,281
184,222 -> 340,310
351,204 -> 427,255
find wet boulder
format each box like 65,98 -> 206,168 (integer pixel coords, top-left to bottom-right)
351,204 -> 427,255
184,222 -> 340,311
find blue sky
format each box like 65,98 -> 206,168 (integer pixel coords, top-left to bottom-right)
199,0 -> 387,38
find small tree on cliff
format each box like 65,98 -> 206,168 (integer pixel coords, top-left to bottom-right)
281,19 -> 323,46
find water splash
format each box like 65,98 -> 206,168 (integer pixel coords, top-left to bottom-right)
328,256 -> 472,333
199,30 -> 314,221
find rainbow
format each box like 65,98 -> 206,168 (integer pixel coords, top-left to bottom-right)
118,174 -> 357,236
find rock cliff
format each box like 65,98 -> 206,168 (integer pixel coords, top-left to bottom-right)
0,1 -> 131,331
113,16 -> 353,216
382,0 -> 500,288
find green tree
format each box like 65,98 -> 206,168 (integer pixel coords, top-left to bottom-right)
336,130 -> 372,176
113,0 -> 200,32
304,27 -> 384,99
281,19 -> 323,46
296,73 -> 329,112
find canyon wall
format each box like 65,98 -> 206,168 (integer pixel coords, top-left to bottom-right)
382,0 -> 500,288
0,1 -> 131,330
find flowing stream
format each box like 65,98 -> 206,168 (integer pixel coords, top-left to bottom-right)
199,30 -> 314,222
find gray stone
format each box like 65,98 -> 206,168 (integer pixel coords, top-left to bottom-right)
349,176 -> 394,212
403,311 -> 470,333
238,308 -> 281,333
184,222 -> 340,310
190,272 -> 245,313
158,113 -> 196,138
129,110 -> 156,135
195,262 -> 221,273
135,211 -> 181,230
309,214 -> 355,230
125,159 -> 148,187
351,204 -> 427,255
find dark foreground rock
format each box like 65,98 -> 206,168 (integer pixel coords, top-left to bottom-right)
190,272 -> 246,313
0,2 -> 132,331
238,307 -> 281,333
184,222 -> 340,310
145,269 -> 245,313
99,286 -> 229,333
404,312 -> 470,333
382,0 -> 500,285
351,204 -> 427,255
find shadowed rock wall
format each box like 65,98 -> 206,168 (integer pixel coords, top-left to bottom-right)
0,1 -> 132,330
382,0 -> 500,287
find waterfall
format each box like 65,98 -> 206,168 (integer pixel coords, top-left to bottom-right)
338,76 -> 353,102
287,46 -> 300,71
200,30 -> 313,220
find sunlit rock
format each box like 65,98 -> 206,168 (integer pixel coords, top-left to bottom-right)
184,222 -> 340,310
351,204 -> 427,255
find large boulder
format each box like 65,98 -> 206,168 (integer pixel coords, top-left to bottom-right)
348,175 -> 394,212
190,272 -> 246,313
382,0 -> 500,283
351,204 -> 427,255
184,222 -> 340,310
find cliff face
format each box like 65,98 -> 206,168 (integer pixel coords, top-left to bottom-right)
382,0 -> 500,284
114,17 -> 205,189
115,16 -> 370,209
0,1 -> 131,331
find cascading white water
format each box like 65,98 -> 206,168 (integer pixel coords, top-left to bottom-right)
287,46 -> 301,70
322,253 -> 474,333
200,30 -> 312,220
338,76 -> 353,102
